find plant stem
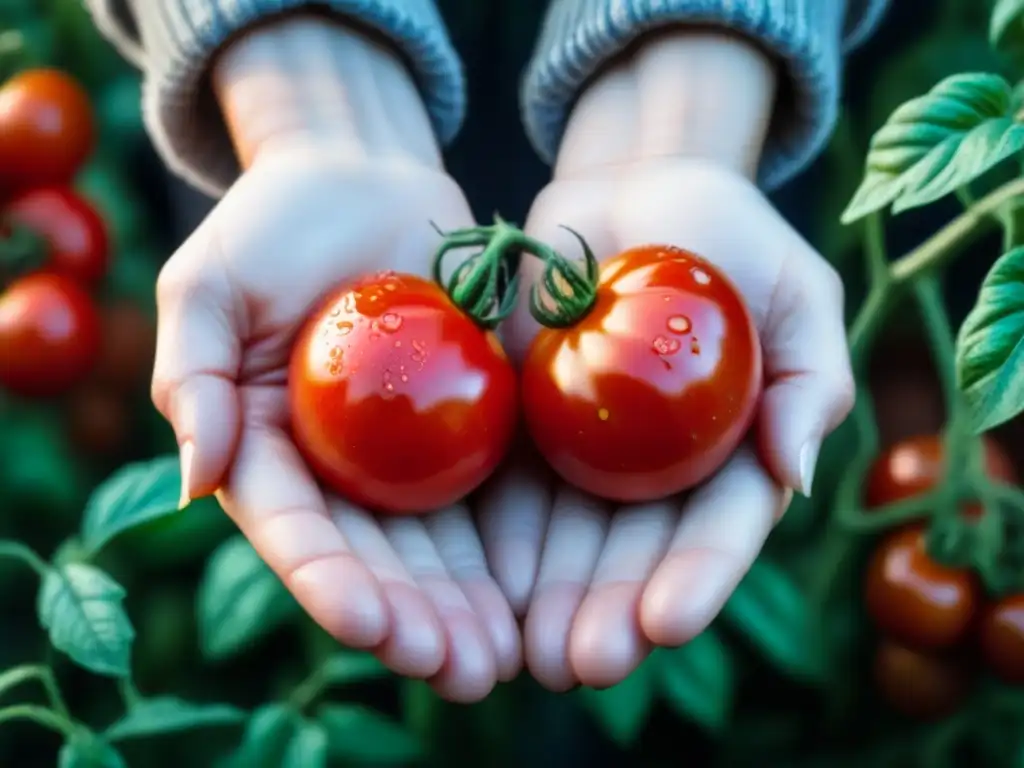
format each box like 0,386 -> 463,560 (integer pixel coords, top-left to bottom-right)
288,660 -> 331,712
0,704 -> 78,738
0,540 -> 50,577
0,665 -> 70,720
118,678 -> 142,709
863,213 -> 889,287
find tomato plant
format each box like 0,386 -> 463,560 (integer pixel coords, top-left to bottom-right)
288,270 -> 517,514
872,640 -> 973,720
0,272 -> 100,397
978,593 -> 1024,684
4,186 -> 110,285
864,524 -> 979,650
0,69 -> 94,192
865,434 -> 1016,509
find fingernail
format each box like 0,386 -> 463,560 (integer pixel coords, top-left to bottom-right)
178,440 -> 194,510
799,439 -> 820,497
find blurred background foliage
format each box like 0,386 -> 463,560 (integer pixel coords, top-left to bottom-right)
2,0 -> 1024,766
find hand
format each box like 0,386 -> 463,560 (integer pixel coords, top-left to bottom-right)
152,19 -> 519,701
476,30 -> 854,690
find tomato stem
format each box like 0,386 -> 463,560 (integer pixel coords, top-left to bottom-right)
430,216 -> 597,329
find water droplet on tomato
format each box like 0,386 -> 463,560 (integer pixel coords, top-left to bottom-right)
666,315 -> 691,334
400,374 -> 409,382
379,313 -> 403,332
329,347 -> 341,359
342,294 -> 357,313
690,337 -> 701,354
692,268 -> 711,285
598,407 -> 609,421
335,321 -> 353,335
329,308 -> 341,317
652,336 -> 681,355
394,340 -> 402,348
384,382 -> 395,392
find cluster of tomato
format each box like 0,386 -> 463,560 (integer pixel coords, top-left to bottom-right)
288,234 -> 763,515
0,68 -> 154,456
863,434 -> 1024,719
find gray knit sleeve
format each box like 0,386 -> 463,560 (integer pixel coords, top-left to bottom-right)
84,0 -> 464,197
521,0 -> 891,189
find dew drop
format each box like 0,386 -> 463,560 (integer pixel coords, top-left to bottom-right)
598,407 -> 609,421
335,321 -> 353,335
329,347 -> 341,359
652,335 -> 681,355
692,268 -> 711,285
379,312 -> 403,332
329,308 -> 341,317
400,374 -> 409,382
666,315 -> 691,334
384,382 -> 394,392
394,340 -> 402,348
690,337 -> 701,354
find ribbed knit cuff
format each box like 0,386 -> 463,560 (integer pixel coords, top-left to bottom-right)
521,0 -> 890,190
85,0 -> 464,197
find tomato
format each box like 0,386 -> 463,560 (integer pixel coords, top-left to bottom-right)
522,245 -> 762,502
978,593 -> 1024,684
66,384 -> 130,458
94,301 -> 156,393
864,524 -> 979,650
0,273 -> 100,397
4,186 -> 110,285
288,271 -> 517,514
865,434 -> 1017,510
0,69 -> 94,192
872,640 -> 972,720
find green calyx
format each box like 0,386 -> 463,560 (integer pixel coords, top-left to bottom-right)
430,215 -> 598,330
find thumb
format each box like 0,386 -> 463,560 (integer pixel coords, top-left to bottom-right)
756,247 -> 855,496
151,225 -> 242,507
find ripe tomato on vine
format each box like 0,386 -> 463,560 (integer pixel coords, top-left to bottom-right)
288,268 -> 517,515
0,272 -> 101,397
872,640 -> 972,720
978,593 -> 1024,684
864,524 -> 979,650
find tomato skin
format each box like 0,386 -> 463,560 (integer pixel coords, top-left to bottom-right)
873,640 -> 972,720
522,245 -> 762,502
94,301 -> 155,394
5,186 -> 110,285
0,70 -> 94,191
288,271 -> 517,514
978,593 -> 1024,684
865,524 -> 979,650
0,273 -> 101,397
865,434 -> 1016,510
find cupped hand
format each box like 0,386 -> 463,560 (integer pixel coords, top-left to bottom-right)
477,158 -> 855,690
152,145 -> 520,701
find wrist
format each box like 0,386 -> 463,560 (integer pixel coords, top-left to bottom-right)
212,15 -> 442,170
554,29 -> 776,180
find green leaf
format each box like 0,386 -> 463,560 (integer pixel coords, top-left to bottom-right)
657,628 -> 734,733
38,563 -> 134,677
843,73 -> 1020,222
81,455 -> 183,556
956,246 -> 1024,432
991,0 -> 1024,55
578,659 -> 655,747
320,652 -> 388,685
719,557 -> 825,684
218,704 -> 299,768
319,704 -> 424,763
58,735 -> 126,768
281,720 -> 329,768
197,535 -> 298,660
105,696 -> 245,741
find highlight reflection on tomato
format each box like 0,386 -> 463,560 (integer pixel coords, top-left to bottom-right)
978,593 -> 1024,684
288,271 -> 517,515
864,524 -> 979,650
522,244 -> 762,502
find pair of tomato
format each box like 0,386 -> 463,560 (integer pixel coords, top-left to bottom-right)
864,434 -> 1024,718
288,241 -> 762,515
0,68 -> 113,401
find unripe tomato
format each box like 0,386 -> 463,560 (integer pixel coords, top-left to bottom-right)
0,273 -> 101,397
865,434 -> 1016,510
864,525 -> 979,650
288,271 -> 517,514
0,69 -> 94,191
5,186 -> 110,285
872,640 -> 972,720
523,245 -> 762,502
978,593 -> 1024,684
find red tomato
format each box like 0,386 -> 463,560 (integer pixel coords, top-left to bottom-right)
522,245 -> 762,502
864,525 -> 979,650
0,273 -> 101,397
978,593 -> 1024,684
872,640 -> 972,720
5,186 -> 110,285
0,70 -> 94,191
288,271 -> 517,514
865,434 -> 1017,511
